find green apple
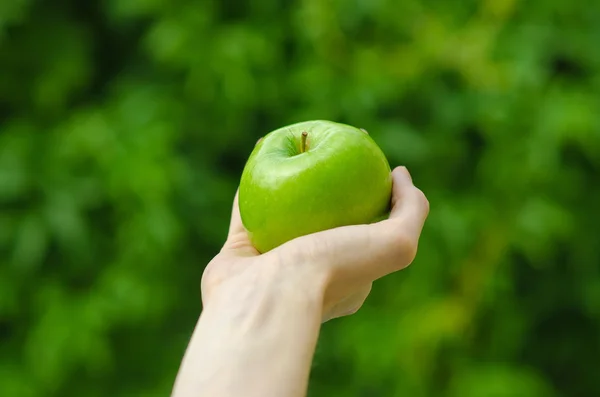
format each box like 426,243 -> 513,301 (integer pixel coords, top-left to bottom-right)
239,120 -> 392,253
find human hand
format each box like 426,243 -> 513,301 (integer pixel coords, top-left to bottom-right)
201,166 -> 429,322
173,167 -> 428,397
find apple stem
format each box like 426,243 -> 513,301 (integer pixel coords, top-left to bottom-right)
301,131 -> 308,153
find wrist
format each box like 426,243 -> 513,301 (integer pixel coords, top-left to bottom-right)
174,257 -> 327,397
187,259 -> 323,397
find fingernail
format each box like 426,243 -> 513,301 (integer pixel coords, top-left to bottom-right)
360,128 -> 369,135
256,137 -> 264,146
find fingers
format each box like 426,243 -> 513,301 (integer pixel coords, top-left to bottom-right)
223,135 -> 264,255
222,189 -> 258,255
289,166 -> 429,282
323,283 -> 372,322
227,189 -> 245,238
388,166 -> 430,239
362,166 -> 429,276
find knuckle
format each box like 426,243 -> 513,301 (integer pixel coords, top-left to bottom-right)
414,187 -> 430,215
345,305 -> 361,316
201,261 -> 221,286
391,231 -> 412,251
404,242 -> 419,265
389,231 -> 418,269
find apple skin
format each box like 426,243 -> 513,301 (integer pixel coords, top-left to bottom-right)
239,120 -> 392,253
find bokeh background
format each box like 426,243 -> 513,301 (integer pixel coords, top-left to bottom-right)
1,0 -> 599,396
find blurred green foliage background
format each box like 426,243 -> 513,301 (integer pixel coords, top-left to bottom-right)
1,0 -> 599,396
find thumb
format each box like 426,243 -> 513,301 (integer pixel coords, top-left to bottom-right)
322,283 -> 372,322
289,167 -> 429,283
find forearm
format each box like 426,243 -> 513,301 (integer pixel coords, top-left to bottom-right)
172,279 -> 323,397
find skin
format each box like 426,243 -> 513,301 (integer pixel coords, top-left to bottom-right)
171,166 -> 429,397
239,120 -> 392,253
